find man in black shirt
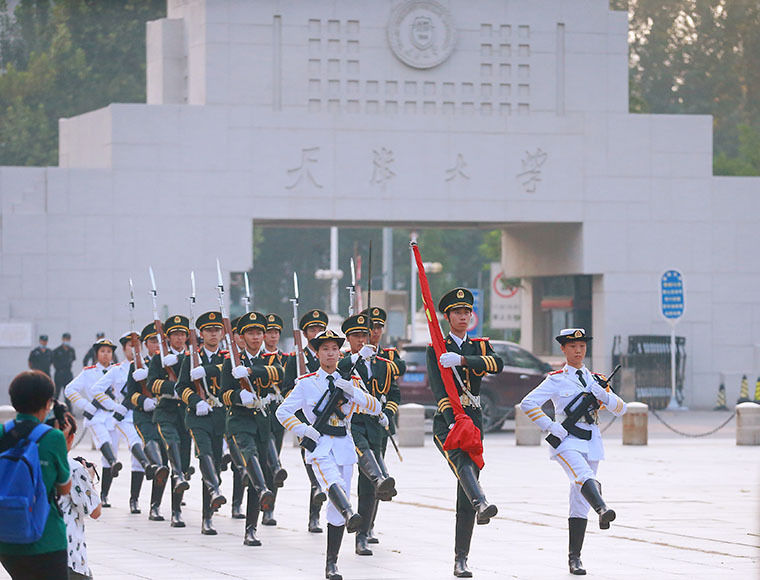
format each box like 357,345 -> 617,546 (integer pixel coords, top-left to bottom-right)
28,335 -> 53,377
52,333 -> 76,401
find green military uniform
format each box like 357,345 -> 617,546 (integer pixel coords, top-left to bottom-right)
296,308 -> 330,533
147,314 -> 192,528
125,323 -> 170,522
175,310 -> 228,535
426,288 -> 504,578
219,311 -> 283,546
338,313 -> 400,556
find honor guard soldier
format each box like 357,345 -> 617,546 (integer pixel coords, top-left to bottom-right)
338,313 -> 399,557
362,307 -> 407,376
296,308 -> 330,533
175,311 -> 228,535
520,328 -> 627,576
259,313 -> 291,526
126,323 -> 171,521
227,315 -> 246,519
28,334 -> 53,376
52,333 -> 76,401
147,315 -> 192,528
65,338 -> 124,505
428,288 -> 503,578
277,329 -> 388,580
90,333 -> 166,513
219,311 -> 284,547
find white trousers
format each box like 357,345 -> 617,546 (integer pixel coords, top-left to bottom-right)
87,411 -> 143,471
554,449 -> 599,519
310,454 -> 353,527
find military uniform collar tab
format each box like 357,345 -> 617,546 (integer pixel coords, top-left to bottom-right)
449,332 -> 467,348
204,347 -> 219,358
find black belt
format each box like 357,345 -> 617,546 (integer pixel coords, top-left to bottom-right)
318,425 -> 346,437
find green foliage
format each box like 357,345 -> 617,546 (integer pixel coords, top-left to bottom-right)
0,0 -> 164,166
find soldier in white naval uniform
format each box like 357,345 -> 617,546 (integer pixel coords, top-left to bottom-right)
276,329 -> 388,580
520,328 -> 627,576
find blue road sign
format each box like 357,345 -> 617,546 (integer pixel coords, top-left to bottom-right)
467,288 -> 484,337
661,270 -> 684,320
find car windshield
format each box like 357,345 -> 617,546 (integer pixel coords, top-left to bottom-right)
495,344 -> 545,370
400,348 -> 427,368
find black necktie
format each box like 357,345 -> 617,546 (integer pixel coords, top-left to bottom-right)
576,369 -> 587,387
327,375 -> 336,393
102,369 -> 108,375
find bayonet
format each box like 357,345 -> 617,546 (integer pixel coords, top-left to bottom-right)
148,266 -> 176,380
291,271 -> 307,376
243,272 -> 252,313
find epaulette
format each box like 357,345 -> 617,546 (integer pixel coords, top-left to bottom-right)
84,364 -> 96,370
376,355 -> 391,363
382,347 -> 398,352
224,353 -> 231,359
219,350 -> 229,355
471,337 -> 490,342
289,351 -> 295,356
548,369 -> 564,376
427,343 -> 433,347
298,371 -> 318,380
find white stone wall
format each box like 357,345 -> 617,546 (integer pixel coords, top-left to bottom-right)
0,0 -> 758,407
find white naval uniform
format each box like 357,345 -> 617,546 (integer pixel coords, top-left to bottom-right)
520,364 -> 627,518
276,367 -> 383,526
91,360 -> 144,471
64,363 -> 120,468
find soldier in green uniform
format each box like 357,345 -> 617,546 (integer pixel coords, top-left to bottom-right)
175,311 -> 228,535
338,313 -> 400,556
125,323 -> 171,522
147,315 -> 192,528
227,316 -> 246,520
296,308 -> 330,533
363,307 -> 407,377
259,313 -> 293,526
427,288 -> 504,578
219,311 -> 284,546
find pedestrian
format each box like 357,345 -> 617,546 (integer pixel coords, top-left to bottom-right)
519,328 -> 628,575
29,335 -> 54,376
0,371 -> 72,580
52,333 -> 76,402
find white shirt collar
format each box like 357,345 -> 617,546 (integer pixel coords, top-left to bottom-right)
449,332 -> 467,348
203,347 -> 218,358
317,367 -> 340,381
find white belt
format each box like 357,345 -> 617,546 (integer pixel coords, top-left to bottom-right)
460,393 -> 480,408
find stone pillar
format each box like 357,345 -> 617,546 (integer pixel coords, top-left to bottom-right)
622,402 -> 648,445
515,405 -> 541,446
736,402 -> 760,446
397,403 -> 425,447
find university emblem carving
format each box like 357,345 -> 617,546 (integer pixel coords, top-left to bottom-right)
387,1 -> 455,69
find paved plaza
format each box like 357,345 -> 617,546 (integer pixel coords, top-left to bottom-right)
4,411 -> 756,580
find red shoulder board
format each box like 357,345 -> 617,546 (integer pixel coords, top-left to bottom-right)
376,356 -> 391,363
224,353 -> 231,359
427,343 -> 433,347
298,371 -> 318,380
219,350 -> 229,355
471,337 -> 490,342
383,347 -> 397,352
84,365 -> 96,370
289,351 -> 295,356
548,369 -> 563,375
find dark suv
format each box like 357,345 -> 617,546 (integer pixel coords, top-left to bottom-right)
397,340 -> 553,433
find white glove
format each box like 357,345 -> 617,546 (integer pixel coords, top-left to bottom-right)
303,426 -> 321,442
350,352 -> 360,364
239,389 -> 255,407
358,344 -> 376,360
113,404 -> 128,421
590,380 -> 609,403
82,401 -> 97,420
548,422 -> 568,440
190,366 -> 206,381
132,367 -> 148,382
163,353 -> 179,367
377,412 -> 389,429
143,397 -> 157,412
232,365 -> 249,379
439,352 -> 462,369
333,377 -> 355,394
195,400 -> 211,416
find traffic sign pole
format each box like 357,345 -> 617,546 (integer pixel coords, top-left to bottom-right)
660,270 -> 686,410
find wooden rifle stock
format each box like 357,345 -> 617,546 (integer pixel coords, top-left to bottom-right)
221,314 -> 254,393
153,317 -> 177,382
130,332 -> 150,397
187,329 -> 206,400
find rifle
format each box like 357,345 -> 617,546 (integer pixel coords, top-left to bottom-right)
243,272 -> 252,312
546,364 -> 622,449
347,258 -> 357,316
148,266 -> 177,382
216,258 -> 264,412
300,384 -> 348,453
129,279 -> 150,397
187,272 -> 208,401
290,272 -> 307,376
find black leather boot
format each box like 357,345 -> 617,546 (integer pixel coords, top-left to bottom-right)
100,442 -> 122,478
100,466 -> 113,507
328,484 -> 362,533
148,470 -> 167,521
453,510 -> 475,578
243,487 -> 262,546
144,440 -> 170,488
580,479 -> 616,529
355,493 -> 374,556
367,498 -> 379,544
308,486 -> 324,533
357,451 -> 396,502
244,455 -> 274,512
458,463 -> 498,525
325,523 -> 344,580
266,438 -> 288,487
199,455 -> 226,511
130,444 -> 152,479
569,517 -> 587,575
375,451 -> 397,500
167,442 -> 189,493
231,468 -> 245,518
201,486 -> 217,535
130,471 -> 144,513
170,478 -> 186,528
261,487 -> 278,526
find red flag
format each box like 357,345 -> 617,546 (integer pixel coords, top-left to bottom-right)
412,242 -> 484,469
